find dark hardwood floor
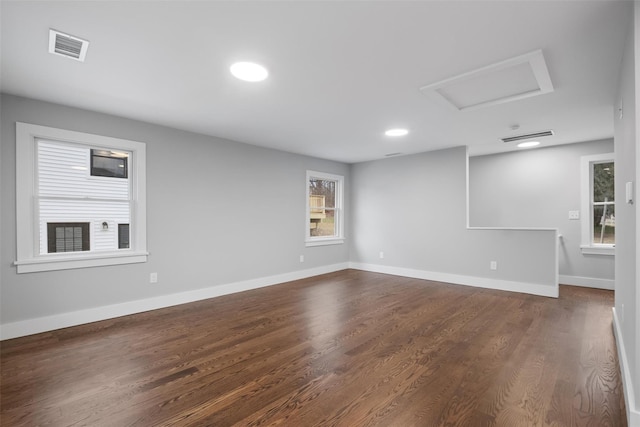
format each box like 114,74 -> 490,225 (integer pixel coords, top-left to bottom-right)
1,270 -> 627,426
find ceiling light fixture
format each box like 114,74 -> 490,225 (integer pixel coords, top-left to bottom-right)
230,62 -> 269,82
517,141 -> 540,148
385,129 -> 409,137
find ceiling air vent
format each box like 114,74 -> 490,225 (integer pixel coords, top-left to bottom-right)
48,29 -> 89,62
501,130 -> 554,143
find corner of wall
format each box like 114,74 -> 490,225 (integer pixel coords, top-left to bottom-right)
613,307 -> 640,426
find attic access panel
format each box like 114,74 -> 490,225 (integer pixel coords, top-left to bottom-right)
420,50 -> 553,112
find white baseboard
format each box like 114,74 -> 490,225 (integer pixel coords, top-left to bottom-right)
0,262 -> 565,340
612,307 -> 640,426
0,262 -> 349,340
559,275 -> 615,290
348,262 -> 558,298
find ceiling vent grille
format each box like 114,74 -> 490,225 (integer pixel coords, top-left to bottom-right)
501,130 -> 554,143
48,29 -> 89,62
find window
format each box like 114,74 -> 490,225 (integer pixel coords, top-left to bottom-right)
580,153 -> 615,255
91,149 -> 128,178
47,223 -> 90,253
15,123 -> 148,273
306,171 -> 344,246
118,224 -> 130,249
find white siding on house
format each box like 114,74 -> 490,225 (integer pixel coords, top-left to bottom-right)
38,140 -> 129,199
37,140 -> 130,253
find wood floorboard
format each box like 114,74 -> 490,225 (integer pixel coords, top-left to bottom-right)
0,270 -> 627,426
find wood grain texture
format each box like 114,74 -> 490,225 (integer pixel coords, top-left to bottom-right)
0,270 -> 627,426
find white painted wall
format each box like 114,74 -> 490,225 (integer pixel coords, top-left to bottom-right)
469,140 -> 615,289
349,147 -> 558,296
613,2 -> 640,423
1,95 -> 561,340
0,94 -> 350,330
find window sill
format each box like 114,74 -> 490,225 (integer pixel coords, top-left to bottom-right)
580,245 -> 615,256
14,251 -> 148,273
305,238 -> 345,247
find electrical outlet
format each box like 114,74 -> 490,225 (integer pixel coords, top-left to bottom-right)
379,251 -> 384,259
299,255 -> 304,263
150,272 -> 158,283
490,261 -> 497,271
568,210 -> 580,220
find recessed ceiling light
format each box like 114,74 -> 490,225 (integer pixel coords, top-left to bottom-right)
385,129 -> 409,137
517,141 -> 540,148
230,62 -> 268,82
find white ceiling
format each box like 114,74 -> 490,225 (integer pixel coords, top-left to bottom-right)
0,1 -> 631,163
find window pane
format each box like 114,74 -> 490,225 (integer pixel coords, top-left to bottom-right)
39,198 -> 130,254
306,171 -> 343,244
38,140 -> 131,254
38,140 -> 129,199
310,208 -> 336,237
593,204 -> 615,244
309,179 -> 336,208
593,162 -> 614,203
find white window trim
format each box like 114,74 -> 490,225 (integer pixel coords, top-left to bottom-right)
305,170 -> 344,247
580,152 -> 615,256
14,122 -> 148,273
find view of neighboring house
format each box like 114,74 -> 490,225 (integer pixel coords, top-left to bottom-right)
37,140 -> 130,254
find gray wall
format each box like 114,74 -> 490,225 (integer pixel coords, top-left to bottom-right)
469,140 -> 615,283
614,1 -> 639,416
0,94 -> 350,324
350,146 -> 558,290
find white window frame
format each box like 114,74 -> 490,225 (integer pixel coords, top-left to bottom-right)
580,152 -> 615,256
305,170 -> 344,247
14,122 -> 148,273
